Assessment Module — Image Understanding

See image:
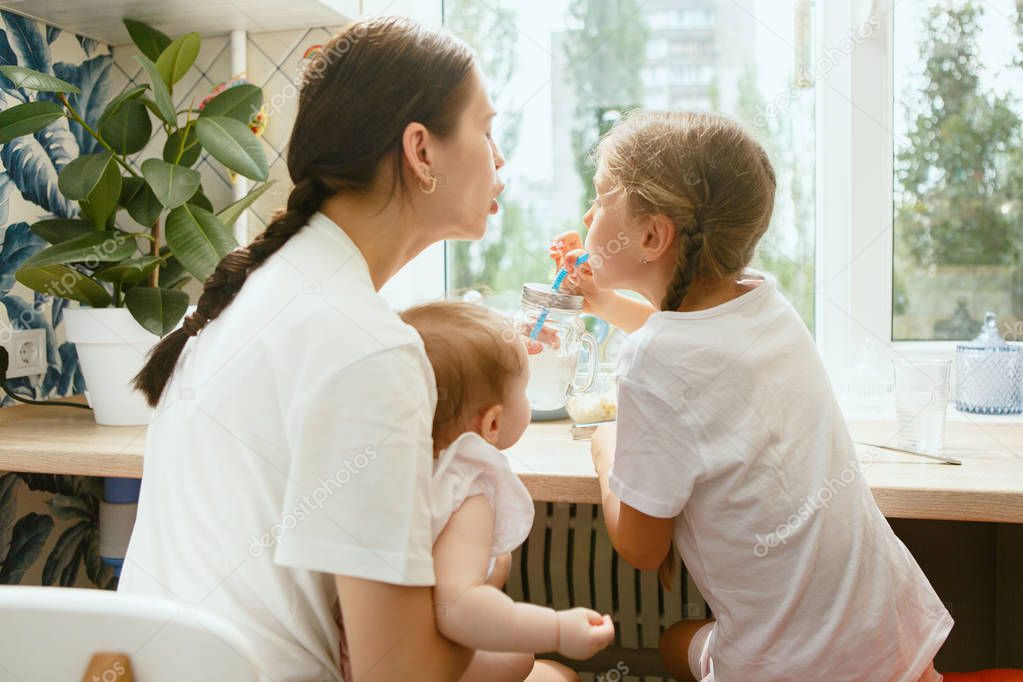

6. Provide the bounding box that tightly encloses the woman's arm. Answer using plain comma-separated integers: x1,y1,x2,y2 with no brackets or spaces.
336,575,473,681
591,423,674,570
433,495,614,659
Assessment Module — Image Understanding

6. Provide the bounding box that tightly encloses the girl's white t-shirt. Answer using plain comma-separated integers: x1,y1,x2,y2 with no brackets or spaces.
609,271,953,682
118,212,437,681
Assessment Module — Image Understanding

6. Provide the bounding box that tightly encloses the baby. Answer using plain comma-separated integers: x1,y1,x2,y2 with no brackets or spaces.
403,300,614,680
335,301,615,682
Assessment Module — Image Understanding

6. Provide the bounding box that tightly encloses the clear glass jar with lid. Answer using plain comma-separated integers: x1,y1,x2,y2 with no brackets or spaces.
514,283,598,411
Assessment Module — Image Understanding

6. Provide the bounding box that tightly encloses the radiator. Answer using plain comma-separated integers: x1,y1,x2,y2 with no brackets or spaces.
504,502,710,681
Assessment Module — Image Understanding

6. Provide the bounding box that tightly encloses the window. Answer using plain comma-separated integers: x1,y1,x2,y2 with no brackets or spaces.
892,0,1023,341
442,0,817,330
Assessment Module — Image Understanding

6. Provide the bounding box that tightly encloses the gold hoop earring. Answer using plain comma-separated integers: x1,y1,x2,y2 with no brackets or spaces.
418,175,438,194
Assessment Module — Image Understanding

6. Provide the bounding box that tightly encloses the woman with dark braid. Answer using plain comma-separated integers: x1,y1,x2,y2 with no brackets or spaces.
549,111,951,682
119,17,513,681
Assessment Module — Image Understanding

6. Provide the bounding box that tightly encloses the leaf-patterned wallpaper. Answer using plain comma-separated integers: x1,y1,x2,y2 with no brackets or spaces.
0,10,115,590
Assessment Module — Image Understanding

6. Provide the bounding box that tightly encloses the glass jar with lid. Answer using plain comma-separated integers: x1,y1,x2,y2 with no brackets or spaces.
954,311,1022,414
513,283,598,411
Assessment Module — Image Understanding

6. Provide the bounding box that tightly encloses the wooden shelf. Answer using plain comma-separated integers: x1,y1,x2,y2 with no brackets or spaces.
5,0,355,44
2,399,1022,523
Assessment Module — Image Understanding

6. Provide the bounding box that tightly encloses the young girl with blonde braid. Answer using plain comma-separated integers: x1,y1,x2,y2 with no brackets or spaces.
551,111,952,682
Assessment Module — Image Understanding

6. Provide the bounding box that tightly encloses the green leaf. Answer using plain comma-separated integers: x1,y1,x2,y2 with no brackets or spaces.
165,203,237,281
0,513,54,584
0,101,65,144
0,66,79,94
78,161,123,230
163,127,200,167
134,55,175,125
30,219,94,244
158,247,189,290
195,116,268,181
95,256,162,286
96,84,148,128
217,180,275,229
45,494,96,522
199,84,262,124
187,185,213,212
57,152,112,201
98,98,151,155
123,19,172,62
15,265,111,307
124,286,189,336
141,158,201,209
42,521,90,586
155,32,200,87
22,230,136,268
119,177,163,226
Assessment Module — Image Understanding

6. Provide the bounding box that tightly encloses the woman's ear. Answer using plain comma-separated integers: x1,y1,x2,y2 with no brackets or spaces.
478,404,504,446
639,213,677,263
401,121,435,187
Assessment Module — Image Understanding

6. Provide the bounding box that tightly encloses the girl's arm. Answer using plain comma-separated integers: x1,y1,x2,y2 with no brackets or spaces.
335,575,473,681
433,494,614,657
591,423,674,570
587,292,657,334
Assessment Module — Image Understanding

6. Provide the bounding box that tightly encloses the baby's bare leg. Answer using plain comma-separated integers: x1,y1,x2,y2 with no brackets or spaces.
659,619,714,682
459,653,579,682
526,659,580,681
459,650,534,682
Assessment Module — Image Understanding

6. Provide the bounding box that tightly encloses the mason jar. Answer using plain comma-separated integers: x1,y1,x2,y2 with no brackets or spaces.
514,283,598,411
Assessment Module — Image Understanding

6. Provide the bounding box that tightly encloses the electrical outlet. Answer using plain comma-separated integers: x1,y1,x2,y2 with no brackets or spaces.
1,329,46,379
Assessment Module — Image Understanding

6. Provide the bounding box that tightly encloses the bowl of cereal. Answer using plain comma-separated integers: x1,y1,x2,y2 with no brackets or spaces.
566,363,617,423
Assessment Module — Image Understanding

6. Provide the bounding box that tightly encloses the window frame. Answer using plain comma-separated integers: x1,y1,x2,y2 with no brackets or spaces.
379,0,961,375
822,0,966,378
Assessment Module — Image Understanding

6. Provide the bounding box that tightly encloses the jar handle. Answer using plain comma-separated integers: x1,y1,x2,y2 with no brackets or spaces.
569,333,599,396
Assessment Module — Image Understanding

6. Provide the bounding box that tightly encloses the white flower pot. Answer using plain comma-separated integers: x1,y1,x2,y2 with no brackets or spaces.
63,306,193,426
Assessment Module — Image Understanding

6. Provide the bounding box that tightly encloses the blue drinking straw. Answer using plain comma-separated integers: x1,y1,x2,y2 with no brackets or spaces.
529,252,589,341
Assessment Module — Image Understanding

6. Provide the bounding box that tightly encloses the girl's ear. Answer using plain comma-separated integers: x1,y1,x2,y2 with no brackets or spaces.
401,121,435,187
639,213,677,262
478,404,504,446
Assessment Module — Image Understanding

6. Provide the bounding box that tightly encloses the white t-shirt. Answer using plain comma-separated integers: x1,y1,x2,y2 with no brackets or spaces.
609,271,953,682
430,432,535,564
118,212,437,681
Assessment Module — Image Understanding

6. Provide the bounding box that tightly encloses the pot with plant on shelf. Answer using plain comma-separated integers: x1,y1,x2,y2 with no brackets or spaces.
0,18,274,425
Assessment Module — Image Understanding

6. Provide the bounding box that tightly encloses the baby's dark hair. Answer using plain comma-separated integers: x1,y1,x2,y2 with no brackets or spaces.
399,301,525,452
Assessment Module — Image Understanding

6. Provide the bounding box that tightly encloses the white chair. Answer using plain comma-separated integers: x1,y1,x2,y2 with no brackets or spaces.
0,586,261,681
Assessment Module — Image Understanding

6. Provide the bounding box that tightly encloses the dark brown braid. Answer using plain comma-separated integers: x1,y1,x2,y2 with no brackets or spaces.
133,178,326,405
132,17,476,406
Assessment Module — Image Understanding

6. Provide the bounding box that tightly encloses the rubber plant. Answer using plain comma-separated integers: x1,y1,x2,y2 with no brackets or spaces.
0,18,274,335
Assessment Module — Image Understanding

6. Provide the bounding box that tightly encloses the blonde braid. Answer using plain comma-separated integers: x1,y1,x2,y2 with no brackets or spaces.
661,208,705,312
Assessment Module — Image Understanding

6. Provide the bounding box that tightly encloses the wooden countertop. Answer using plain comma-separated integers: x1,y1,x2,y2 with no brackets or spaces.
2,399,1022,523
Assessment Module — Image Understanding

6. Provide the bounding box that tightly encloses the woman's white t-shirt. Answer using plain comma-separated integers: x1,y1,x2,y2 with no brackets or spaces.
118,212,437,681
609,271,953,682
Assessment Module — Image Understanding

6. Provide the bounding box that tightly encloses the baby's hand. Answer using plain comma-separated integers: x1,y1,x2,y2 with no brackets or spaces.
555,608,615,659
549,231,611,314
